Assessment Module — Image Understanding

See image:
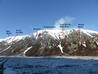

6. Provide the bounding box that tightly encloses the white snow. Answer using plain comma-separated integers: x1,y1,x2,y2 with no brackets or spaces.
82,29,98,34
24,46,32,55
33,29,72,40
57,43,64,53
33,28,98,40
0,28,98,44
96,41,98,45
0,35,28,43
82,43,87,47
80,29,93,37
0,46,11,53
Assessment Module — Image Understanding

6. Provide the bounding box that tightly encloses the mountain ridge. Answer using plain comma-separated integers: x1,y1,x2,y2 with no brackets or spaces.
0,28,98,56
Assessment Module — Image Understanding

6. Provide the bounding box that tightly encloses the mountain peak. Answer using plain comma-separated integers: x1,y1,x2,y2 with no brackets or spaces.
0,28,98,56
33,28,98,39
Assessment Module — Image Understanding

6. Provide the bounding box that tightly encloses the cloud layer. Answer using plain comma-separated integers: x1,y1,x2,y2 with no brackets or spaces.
54,16,76,28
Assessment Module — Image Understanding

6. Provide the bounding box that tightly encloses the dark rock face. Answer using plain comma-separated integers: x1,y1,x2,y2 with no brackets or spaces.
25,48,62,56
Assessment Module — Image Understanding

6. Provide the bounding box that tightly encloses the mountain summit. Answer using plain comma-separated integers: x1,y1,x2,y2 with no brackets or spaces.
0,29,98,56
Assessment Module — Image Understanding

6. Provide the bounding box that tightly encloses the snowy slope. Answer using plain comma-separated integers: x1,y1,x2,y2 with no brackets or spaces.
0,28,98,43
33,28,98,39
0,35,28,44
0,28,98,56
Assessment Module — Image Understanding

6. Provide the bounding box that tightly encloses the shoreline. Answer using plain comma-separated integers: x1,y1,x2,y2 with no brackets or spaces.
0,56,98,60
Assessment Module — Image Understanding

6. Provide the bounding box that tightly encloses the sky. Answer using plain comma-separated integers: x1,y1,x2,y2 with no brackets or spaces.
0,0,98,38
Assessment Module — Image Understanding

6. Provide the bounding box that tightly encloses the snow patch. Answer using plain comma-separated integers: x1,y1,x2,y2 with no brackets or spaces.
0,35,28,43
0,46,11,53
24,46,32,55
57,43,64,53
96,42,98,45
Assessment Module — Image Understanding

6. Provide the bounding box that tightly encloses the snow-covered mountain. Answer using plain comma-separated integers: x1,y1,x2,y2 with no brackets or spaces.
33,28,98,39
0,35,28,43
0,28,98,56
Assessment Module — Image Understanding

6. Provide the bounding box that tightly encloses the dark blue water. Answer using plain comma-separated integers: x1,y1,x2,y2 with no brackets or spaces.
0,57,98,74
